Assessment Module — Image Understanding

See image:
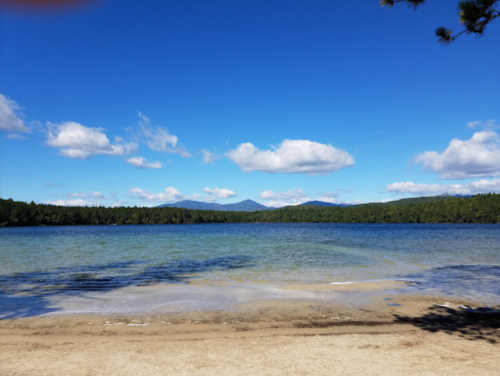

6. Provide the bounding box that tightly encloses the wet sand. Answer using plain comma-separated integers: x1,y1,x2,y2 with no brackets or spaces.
1,290,499,376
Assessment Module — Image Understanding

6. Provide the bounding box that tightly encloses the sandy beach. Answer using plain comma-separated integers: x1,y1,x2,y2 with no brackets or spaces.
1,291,499,376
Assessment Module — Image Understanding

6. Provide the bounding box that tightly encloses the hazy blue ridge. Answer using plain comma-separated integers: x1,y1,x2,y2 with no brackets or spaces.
157,199,275,212
300,201,351,207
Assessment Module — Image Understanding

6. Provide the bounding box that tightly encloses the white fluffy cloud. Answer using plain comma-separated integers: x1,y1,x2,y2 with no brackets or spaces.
386,179,500,196
46,122,137,159
201,149,218,164
226,139,354,175
127,156,162,169
259,189,310,207
415,130,500,179
203,187,236,201
129,187,185,203
138,112,191,157
0,94,29,133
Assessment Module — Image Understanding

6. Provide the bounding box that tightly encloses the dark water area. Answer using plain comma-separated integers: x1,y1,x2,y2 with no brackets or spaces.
400,264,500,303
0,256,255,296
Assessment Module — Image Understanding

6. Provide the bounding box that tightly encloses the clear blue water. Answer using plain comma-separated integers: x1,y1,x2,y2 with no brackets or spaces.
1,223,500,317
1,223,499,288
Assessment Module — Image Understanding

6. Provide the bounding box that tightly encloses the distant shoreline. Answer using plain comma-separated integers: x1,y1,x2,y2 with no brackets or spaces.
2,222,500,229
1,193,500,227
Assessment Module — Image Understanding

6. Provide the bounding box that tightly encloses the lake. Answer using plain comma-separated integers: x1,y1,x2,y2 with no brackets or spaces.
1,223,499,317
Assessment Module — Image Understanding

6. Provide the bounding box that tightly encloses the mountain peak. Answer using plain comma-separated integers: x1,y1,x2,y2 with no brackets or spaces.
157,199,273,212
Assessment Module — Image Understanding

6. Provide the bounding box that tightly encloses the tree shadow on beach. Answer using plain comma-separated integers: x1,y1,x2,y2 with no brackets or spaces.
394,305,500,344
393,264,500,344
0,255,255,319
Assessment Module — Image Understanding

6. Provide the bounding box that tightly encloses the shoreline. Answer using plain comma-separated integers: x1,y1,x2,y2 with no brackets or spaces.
1,292,499,375
0,278,482,319
3,222,500,229
1,277,498,317
2,274,500,375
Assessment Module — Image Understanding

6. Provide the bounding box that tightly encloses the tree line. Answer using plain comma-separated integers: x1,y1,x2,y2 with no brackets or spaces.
1,194,499,227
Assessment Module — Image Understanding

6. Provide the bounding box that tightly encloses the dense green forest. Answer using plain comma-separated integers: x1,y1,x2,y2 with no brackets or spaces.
373,195,462,206
1,194,500,227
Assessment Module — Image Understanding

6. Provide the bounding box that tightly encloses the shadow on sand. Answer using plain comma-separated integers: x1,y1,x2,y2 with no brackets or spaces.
394,264,500,343
0,255,255,319
394,305,500,344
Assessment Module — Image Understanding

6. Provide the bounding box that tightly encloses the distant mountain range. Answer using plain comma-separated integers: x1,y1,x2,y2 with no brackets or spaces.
157,199,274,212
157,195,466,212
157,199,352,211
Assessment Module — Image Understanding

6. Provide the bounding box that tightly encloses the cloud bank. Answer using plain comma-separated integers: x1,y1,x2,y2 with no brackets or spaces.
258,188,356,207
226,139,354,175
203,187,236,201
415,130,500,179
259,189,310,207
47,199,122,207
387,179,500,196
129,187,185,203
129,186,236,204
46,190,122,207
47,199,97,207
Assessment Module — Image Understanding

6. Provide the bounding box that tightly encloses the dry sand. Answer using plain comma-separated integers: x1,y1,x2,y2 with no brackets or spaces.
1,293,499,376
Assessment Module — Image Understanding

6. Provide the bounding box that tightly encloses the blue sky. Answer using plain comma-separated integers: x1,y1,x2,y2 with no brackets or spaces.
1,0,499,207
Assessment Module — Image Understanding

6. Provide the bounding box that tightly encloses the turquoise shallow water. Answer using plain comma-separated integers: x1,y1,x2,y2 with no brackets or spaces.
1,223,500,317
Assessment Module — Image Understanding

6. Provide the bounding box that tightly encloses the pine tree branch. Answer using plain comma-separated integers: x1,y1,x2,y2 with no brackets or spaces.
438,9,500,44
381,0,499,44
